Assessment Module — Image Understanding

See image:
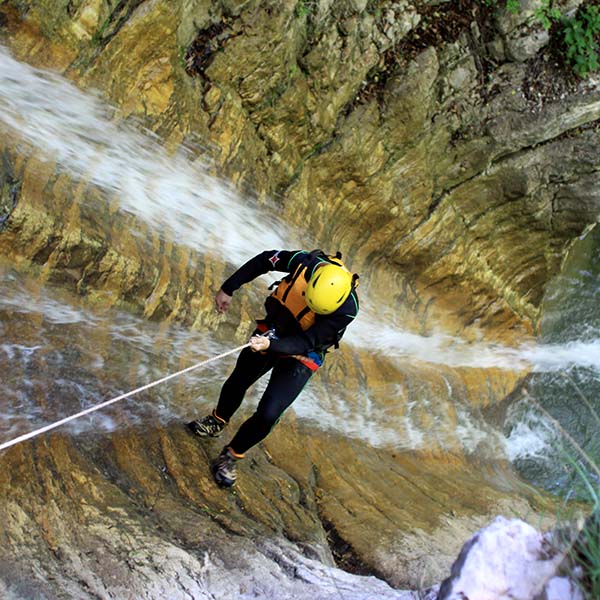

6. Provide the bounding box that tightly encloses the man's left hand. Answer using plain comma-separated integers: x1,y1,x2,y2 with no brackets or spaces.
249,336,270,352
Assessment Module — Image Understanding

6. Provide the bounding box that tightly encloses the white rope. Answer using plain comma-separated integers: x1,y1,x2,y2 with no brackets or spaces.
0,342,251,452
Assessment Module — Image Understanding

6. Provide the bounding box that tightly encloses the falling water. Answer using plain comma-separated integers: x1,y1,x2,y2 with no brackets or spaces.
0,45,290,262
1,45,599,490
506,225,600,496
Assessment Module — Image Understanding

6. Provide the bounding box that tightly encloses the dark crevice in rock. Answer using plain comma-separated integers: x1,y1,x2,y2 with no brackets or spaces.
184,17,241,80
426,194,444,219
319,515,385,580
464,15,501,103
66,1,80,19
548,116,600,142
0,152,20,233
92,0,147,50
488,117,600,177
31,235,61,265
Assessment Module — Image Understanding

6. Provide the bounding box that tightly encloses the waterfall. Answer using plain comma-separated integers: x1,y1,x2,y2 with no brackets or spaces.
0,45,290,262
507,225,600,494
1,44,599,489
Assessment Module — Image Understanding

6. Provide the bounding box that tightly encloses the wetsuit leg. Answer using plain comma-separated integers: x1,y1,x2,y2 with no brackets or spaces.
227,357,313,455
215,346,276,422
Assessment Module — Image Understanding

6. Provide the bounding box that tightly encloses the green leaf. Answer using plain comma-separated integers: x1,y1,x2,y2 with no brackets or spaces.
565,29,574,44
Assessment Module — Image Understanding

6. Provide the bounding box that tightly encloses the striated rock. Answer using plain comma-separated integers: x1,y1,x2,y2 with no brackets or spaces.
0,0,599,596
0,151,20,232
0,433,422,599
1,0,599,338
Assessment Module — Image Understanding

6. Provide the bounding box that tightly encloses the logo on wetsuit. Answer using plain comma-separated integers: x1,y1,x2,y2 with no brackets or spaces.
268,251,281,268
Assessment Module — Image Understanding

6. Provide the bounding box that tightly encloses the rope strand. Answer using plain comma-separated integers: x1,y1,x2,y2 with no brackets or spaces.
0,342,250,452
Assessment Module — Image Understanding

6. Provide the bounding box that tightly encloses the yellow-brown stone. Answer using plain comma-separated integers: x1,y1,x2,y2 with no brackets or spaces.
0,0,597,594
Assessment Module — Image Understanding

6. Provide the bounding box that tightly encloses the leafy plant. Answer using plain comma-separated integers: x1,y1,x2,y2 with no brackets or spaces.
563,5,600,78
534,0,562,30
506,0,520,15
534,1,600,78
295,0,315,19
480,0,521,14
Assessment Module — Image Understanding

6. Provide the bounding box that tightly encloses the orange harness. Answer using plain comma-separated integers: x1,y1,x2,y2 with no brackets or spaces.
269,263,315,331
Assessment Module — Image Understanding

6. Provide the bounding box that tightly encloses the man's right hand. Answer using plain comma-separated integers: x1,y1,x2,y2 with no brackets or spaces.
215,289,233,313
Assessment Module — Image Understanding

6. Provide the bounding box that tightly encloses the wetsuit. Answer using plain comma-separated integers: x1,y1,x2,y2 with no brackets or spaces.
215,249,359,455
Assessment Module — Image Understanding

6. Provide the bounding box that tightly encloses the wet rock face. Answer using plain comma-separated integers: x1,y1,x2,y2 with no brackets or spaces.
0,0,597,595
0,151,19,232
0,414,550,597
1,0,598,339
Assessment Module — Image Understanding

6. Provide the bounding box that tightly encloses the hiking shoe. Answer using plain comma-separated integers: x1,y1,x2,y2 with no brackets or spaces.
186,412,226,438
211,447,240,488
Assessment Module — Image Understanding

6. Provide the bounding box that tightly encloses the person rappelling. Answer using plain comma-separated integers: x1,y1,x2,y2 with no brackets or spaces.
187,249,359,488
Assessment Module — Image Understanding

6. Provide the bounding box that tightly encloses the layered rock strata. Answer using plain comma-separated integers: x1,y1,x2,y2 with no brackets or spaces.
1,0,598,338
0,0,598,595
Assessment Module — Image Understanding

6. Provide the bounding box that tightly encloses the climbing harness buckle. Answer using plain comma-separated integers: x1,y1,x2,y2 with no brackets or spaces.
261,328,278,341
255,321,278,340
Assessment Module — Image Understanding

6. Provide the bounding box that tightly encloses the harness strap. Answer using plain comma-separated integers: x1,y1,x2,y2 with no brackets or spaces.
295,305,312,322
255,323,322,371
281,264,304,303
290,354,321,372
256,322,270,334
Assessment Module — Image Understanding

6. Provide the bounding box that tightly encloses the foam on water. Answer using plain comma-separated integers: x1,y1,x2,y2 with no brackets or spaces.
503,418,556,462
500,394,566,471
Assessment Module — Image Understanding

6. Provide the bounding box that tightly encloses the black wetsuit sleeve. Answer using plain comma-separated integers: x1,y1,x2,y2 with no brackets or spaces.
269,290,359,355
220,250,302,295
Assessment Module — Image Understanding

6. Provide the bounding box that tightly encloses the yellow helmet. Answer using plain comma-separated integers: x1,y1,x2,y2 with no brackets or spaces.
305,263,353,315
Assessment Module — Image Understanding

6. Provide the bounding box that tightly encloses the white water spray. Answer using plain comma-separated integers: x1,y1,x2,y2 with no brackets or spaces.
0,45,291,264
1,45,599,465
2,44,599,375
356,324,600,371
